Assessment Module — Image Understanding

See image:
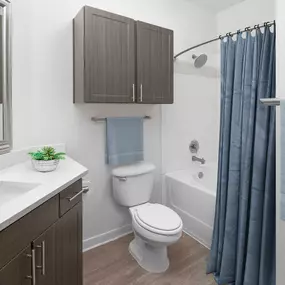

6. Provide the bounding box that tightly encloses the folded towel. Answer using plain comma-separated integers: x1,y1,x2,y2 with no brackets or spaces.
106,117,144,166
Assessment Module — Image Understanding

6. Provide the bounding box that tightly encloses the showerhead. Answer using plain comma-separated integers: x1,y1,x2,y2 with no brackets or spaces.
192,54,208,68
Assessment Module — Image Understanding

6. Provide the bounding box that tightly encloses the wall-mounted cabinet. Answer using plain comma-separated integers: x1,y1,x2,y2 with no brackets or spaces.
73,6,174,104
136,21,173,104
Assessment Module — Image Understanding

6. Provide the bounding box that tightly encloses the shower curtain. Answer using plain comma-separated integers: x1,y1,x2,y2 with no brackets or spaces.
207,26,276,285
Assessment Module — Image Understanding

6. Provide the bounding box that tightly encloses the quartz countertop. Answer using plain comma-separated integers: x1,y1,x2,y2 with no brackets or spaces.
0,156,88,231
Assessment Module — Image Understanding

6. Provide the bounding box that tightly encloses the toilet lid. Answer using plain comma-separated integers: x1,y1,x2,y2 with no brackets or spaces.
134,204,182,235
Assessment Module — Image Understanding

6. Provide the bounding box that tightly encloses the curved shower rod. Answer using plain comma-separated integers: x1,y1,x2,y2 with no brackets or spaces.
174,20,275,59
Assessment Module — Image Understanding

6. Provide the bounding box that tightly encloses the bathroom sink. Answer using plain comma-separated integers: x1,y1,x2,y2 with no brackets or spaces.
0,181,40,207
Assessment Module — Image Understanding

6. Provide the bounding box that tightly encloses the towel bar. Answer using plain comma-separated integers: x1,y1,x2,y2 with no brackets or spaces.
260,98,280,106
91,116,151,122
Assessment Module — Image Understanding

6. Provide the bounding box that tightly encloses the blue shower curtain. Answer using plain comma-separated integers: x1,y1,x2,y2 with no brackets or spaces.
207,26,276,285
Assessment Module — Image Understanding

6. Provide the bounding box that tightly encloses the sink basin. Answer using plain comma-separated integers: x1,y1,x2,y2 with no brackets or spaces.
0,181,40,207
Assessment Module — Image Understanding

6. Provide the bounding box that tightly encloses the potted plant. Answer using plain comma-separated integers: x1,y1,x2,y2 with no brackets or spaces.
28,146,66,172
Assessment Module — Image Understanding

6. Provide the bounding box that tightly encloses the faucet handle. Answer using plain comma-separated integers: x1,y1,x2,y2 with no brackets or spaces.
189,140,199,154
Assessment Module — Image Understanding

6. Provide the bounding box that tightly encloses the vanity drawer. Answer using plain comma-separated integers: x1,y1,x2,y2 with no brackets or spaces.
0,195,59,270
59,179,82,216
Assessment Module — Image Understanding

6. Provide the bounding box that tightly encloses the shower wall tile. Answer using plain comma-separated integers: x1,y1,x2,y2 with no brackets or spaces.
162,71,220,174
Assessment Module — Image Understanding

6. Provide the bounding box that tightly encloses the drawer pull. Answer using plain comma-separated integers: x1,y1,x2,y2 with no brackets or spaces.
36,241,46,275
67,189,85,202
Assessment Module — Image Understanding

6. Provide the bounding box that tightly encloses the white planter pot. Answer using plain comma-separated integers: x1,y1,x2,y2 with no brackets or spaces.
31,159,59,172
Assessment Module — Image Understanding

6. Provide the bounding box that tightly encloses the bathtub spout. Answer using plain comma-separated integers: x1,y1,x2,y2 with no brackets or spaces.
192,156,206,164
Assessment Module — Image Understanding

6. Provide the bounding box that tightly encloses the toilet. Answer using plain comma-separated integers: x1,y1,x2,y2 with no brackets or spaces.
112,162,183,273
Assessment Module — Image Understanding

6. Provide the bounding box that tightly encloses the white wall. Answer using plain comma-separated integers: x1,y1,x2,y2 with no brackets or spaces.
162,61,220,173
0,105,3,140
12,0,215,249
217,0,275,34
162,17,219,174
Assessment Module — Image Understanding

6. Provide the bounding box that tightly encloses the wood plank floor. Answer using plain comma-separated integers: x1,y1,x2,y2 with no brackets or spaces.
83,234,216,285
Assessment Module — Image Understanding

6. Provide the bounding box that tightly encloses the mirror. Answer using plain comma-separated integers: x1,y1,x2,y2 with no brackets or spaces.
0,0,11,155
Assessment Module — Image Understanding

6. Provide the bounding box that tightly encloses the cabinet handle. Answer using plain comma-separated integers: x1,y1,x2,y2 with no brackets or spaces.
26,249,36,285
36,241,46,276
67,189,85,202
132,84,135,102
82,185,89,193
32,249,36,285
140,84,143,102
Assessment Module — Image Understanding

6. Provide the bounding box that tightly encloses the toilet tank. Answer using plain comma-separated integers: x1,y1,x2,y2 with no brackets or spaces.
112,162,156,207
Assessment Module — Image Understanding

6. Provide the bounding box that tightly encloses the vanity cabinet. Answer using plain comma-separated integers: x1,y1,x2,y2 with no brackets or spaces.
55,202,82,285
0,246,32,285
32,224,57,285
73,6,174,104
0,180,83,285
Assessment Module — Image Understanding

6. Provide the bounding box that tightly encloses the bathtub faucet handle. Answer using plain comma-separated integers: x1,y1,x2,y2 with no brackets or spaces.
192,155,206,164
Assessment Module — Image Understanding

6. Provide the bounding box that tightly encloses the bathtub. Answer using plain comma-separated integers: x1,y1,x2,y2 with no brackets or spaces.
165,164,217,248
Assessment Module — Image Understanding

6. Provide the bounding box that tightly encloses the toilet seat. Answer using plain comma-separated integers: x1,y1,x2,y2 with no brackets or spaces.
133,204,182,236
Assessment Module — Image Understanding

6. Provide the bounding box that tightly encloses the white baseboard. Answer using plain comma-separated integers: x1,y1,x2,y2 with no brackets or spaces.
83,224,211,254
183,229,210,249
83,224,132,252
172,205,213,249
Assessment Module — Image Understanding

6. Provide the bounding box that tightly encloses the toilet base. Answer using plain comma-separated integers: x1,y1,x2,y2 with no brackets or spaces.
129,235,169,273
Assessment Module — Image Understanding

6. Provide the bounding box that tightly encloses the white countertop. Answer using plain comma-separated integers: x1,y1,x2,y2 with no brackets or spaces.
0,156,88,231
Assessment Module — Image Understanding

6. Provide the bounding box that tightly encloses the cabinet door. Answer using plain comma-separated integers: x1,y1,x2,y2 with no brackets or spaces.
55,202,82,285
84,7,135,103
136,21,174,104
0,195,59,270
32,224,56,285
0,246,32,285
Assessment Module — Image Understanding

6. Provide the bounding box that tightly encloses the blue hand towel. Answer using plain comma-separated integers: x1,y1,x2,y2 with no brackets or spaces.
106,117,144,166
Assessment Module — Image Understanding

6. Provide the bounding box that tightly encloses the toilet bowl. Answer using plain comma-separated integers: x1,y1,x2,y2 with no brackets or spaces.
129,203,183,273
112,162,183,273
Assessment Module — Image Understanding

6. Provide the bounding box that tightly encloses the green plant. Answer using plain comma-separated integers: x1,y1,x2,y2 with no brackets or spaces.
28,146,66,161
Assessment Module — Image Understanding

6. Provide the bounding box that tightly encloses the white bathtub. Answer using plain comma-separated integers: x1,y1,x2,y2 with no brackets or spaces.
165,164,217,248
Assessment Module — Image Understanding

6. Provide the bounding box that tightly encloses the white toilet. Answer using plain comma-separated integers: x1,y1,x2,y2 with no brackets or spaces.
112,162,183,273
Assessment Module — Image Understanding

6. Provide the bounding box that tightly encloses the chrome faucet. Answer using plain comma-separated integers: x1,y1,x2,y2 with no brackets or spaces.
192,155,206,164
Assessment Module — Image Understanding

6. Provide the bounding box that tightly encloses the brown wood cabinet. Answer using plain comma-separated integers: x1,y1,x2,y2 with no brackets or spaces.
74,6,135,103
0,246,32,285
0,196,59,270
73,6,174,104
55,202,82,285
0,180,83,285
33,224,57,285
136,21,173,104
